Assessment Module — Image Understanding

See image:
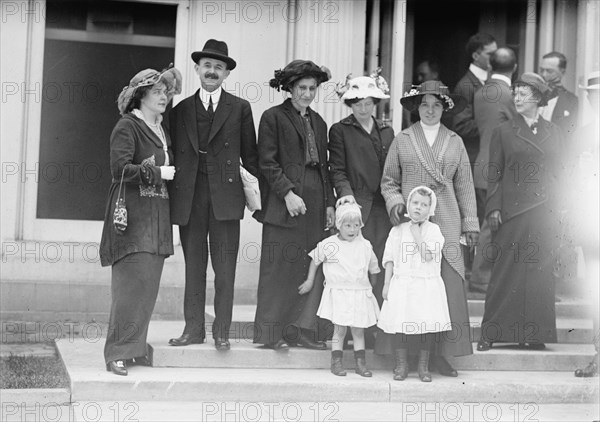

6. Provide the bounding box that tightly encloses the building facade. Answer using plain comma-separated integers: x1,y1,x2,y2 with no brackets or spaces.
1,0,599,319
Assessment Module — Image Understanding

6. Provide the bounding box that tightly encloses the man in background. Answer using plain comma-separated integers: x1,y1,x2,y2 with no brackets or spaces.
453,33,498,165
539,51,578,140
470,47,518,294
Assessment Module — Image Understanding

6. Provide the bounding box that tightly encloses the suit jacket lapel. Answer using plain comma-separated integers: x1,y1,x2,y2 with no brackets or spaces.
513,115,545,154
182,93,199,153
433,125,450,163
208,91,233,143
536,117,551,145
409,124,446,184
129,114,164,148
551,93,565,121
469,70,483,89
282,100,306,146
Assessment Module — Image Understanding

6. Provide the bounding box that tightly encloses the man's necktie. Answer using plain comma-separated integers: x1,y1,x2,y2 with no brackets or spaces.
207,96,214,119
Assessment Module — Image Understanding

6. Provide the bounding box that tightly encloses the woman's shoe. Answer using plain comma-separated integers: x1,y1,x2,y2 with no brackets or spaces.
354,350,372,377
417,350,432,382
106,360,127,376
575,353,599,377
273,339,290,351
133,356,152,366
477,339,493,352
331,351,347,376
520,342,546,350
297,332,327,350
393,348,408,381
433,355,458,377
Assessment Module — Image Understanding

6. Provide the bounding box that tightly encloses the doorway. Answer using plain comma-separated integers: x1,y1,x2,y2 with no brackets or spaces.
37,1,177,221
409,0,528,90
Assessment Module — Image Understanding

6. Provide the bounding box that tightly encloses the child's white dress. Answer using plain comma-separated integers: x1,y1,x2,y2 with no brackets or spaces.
377,221,452,334
310,234,381,328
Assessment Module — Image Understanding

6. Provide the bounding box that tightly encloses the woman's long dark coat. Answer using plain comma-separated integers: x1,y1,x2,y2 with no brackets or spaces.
253,99,335,345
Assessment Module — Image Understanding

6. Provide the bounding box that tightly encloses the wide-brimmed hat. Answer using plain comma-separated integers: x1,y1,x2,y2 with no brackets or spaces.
579,71,600,90
269,60,331,92
338,75,390,101
191,39,236,70
400,80,466,114
117,64,182,116
513,72,549,106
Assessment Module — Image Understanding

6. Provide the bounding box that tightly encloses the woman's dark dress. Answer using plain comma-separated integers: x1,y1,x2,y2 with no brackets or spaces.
253,99,335,345
480,114,562,345
100,113,174,363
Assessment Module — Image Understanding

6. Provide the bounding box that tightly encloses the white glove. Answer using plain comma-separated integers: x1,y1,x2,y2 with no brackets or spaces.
335,195,356,208
160,166,176,180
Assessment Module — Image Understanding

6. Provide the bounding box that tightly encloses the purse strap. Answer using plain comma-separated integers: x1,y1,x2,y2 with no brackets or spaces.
116,166,126,202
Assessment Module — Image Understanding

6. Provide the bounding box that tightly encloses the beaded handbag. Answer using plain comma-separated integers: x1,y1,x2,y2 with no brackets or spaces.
113,167,128,234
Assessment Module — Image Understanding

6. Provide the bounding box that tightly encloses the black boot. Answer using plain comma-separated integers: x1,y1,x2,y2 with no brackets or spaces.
417,350,432,382
331,351,346,376
393,348,408,381
354,350,372,377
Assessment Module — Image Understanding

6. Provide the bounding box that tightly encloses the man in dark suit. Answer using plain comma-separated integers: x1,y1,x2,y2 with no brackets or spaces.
539,51,579,140
470,48,518,293
452,33,497,283
452,33,497,165
168,39,258,350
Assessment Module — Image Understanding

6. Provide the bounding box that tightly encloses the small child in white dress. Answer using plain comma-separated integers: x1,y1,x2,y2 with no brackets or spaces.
378,186,451,382
298,203,380,377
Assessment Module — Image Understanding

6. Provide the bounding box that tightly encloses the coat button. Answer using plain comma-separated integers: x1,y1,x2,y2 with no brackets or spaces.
225,142,230,148
228,178,233,183
180,149,184,153
227,160,232,165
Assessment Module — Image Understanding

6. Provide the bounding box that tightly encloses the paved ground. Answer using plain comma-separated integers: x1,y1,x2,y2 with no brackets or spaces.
1,401,599,421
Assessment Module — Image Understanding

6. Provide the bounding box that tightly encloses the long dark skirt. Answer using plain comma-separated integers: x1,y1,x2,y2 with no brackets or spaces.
361,196,392,305
104,252,164,363
480,205,558,344
254,167,328,345
375,257,473,357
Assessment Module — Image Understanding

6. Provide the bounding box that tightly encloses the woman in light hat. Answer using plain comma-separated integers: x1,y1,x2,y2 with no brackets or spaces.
477,72,563,352
570,71,599,377
379,80,478,378
253,60,336,350
328,70,394,311
100,64,182,375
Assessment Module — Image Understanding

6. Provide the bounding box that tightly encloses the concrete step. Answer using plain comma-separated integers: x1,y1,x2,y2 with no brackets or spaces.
55,328,599,406
204,305,596,344
65,402,600,422
150,340,596,372
64,365,600,404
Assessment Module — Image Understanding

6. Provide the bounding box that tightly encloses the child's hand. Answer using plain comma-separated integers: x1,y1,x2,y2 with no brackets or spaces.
298,279,314,295
382,283,390,300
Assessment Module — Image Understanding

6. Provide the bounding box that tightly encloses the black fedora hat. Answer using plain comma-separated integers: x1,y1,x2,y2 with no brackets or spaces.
191,39,236,70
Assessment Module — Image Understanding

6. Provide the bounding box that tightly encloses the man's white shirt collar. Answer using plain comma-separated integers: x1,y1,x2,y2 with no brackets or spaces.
490,74,512,86
198,86,222,110
469,64,489,85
